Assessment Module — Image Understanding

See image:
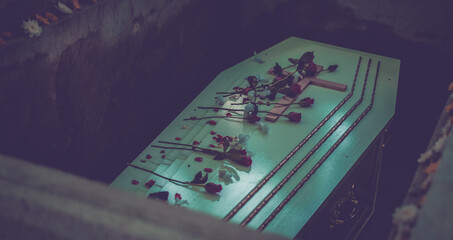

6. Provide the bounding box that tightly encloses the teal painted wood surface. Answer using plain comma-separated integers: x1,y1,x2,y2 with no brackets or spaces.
111,37,400,238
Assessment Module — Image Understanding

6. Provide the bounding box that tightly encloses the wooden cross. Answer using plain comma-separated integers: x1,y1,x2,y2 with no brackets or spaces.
265,65,348,122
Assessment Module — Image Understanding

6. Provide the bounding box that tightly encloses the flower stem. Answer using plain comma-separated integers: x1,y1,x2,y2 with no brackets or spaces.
275,102,299,106
184,116,246,121
231,102,297,106
267,70,298,88
216,88,266,97
127,162,190,185
184,115,244,121
197,106,271,114
150,145,205,153
198,107,243,111
157,140,212,152
282,63,297,70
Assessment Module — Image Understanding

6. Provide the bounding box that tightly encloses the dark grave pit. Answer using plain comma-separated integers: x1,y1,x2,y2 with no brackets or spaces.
0,0,452,239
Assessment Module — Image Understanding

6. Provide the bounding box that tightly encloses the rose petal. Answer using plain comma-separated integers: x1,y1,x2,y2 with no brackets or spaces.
192,140,200,145
145,180,156,188
210,131,216,135
131,179,139,185
204,183,222,194
194,157,203,162
226,113,232,117
206,120,217,125
204,168,213,173
160,150,165,153
209,144,216,148
146,154,152,159
175,193,182,200
162,155,166,159
175,137,182,141
140,159,146,162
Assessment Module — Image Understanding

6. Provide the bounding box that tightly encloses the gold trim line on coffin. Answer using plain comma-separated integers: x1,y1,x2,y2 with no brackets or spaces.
240,58,373,226
223,56,364,221
258,61,381,231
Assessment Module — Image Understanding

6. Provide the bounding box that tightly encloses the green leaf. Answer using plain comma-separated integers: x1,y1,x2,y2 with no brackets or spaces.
214,152,226,160
327,64,339,72
225,149,244,162
273,62,283,76
201,148,221,156
191,171,208,184
246,76,258,89
223,138,230,153
299,51,315,65
288,58,298,65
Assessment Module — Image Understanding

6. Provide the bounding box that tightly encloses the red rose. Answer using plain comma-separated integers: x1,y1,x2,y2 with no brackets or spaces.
299,97,314,107
207,120,217,125
305,62,318,77
175,193,182,200
192,140,200,145
146,154,152,159
161,155,166,159
215,134,224,143
226,113,232,117
242,87,252,94
175,137,182,141
235,155,252,167
307,97,315,104
145,179,156,188
194,157,203,162
131,179,139,185
307,62,317,72
286,112,302,122
239,149,247,155
247,114,261,123
289,84,302,96
217,134,223,142
204,183,222,194
204,168,213,173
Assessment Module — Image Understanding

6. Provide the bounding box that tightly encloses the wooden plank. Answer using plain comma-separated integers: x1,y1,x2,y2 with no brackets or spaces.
310,77,347,92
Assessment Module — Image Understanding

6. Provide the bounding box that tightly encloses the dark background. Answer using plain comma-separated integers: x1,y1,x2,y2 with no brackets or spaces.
1,0,452,239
